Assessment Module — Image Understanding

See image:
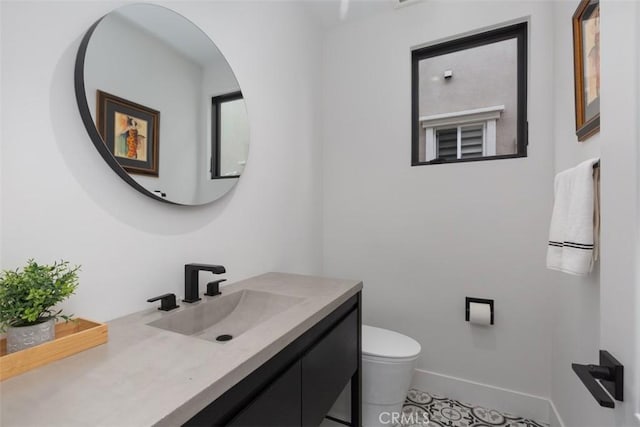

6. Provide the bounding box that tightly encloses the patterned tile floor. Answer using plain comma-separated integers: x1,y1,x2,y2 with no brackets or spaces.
400,389,549,427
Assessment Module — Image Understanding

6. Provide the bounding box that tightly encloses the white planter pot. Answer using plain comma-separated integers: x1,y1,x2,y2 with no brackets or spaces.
6,318,55,353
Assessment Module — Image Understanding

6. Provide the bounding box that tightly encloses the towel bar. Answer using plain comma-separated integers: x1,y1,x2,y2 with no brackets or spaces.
572,350,623,408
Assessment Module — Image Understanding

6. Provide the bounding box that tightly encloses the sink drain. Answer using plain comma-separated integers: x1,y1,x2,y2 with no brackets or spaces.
216,334,233,342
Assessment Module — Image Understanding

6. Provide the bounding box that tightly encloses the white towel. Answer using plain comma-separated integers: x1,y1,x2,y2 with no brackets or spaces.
546,158,600,275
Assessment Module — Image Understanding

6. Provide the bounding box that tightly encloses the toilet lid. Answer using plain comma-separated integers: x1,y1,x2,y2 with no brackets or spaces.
362,325,421,359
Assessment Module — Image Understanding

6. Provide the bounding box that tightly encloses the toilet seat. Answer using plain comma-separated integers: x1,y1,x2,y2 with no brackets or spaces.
362,325,421,360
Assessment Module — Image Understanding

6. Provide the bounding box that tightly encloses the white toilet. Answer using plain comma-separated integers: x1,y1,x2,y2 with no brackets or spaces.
327,325,421,426
361,325,421,427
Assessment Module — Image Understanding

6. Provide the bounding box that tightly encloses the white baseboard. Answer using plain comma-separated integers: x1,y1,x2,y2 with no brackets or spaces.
329,369,569,426
548,399,566,427
411,368,551,423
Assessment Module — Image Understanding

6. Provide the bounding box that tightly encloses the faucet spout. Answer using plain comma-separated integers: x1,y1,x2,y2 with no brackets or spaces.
184,263,226,303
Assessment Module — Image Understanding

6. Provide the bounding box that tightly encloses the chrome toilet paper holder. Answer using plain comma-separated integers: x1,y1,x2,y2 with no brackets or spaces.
465,297,494,325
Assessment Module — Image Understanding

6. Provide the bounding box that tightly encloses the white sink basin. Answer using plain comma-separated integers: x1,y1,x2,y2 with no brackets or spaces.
147,289,304,343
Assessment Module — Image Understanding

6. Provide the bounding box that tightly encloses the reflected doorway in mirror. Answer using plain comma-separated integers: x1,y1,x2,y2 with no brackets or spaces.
211,91,249,179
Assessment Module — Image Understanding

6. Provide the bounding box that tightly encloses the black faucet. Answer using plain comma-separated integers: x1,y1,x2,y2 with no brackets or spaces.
184,263,226,303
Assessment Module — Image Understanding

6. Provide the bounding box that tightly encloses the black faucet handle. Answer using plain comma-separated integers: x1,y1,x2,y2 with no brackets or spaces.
147,293,179,311
205,279,226,296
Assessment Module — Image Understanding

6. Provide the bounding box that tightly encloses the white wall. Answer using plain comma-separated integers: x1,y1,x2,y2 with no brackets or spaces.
0,1,3,269
549,1,640,426
636,1,640,422
549,1,602,425
85,11,202,205
0,0,323,322
322,1,556,398
599,2,640,424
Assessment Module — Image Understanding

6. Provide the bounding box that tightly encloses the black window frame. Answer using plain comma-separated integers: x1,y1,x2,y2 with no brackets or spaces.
211,91,244,179
411,22,528,166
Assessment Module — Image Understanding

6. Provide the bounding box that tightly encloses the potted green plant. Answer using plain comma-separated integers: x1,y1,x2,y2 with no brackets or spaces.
0,259,80,353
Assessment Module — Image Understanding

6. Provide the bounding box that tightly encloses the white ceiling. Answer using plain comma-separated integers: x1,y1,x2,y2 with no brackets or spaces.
113,1,406,65
301,0,396,29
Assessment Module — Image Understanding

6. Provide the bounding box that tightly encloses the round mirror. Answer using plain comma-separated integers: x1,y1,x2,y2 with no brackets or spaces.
75,4,249,205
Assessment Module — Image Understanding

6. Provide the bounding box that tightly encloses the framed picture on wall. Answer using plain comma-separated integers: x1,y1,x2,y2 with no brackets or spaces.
96,90,160,176
573,0,600,141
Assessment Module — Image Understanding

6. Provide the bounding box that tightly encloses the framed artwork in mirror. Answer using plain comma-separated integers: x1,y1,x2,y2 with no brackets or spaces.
572,0,600,141
96,90,160,176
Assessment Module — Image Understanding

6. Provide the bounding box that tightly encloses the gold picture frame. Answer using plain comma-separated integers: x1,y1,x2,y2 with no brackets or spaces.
572,0,600,141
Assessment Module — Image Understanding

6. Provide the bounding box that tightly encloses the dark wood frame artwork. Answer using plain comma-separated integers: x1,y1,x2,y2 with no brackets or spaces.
411,22,528,166
96,90,160,176
211,91,243,179
572,0,600,141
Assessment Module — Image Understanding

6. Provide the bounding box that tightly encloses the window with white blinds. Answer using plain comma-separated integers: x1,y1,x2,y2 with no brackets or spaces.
435,124,485,161
411,22,528,166
420,106,501,163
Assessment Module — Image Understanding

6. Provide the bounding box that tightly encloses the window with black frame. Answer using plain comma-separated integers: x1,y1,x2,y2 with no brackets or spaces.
211,91,249,179
411,22,528,166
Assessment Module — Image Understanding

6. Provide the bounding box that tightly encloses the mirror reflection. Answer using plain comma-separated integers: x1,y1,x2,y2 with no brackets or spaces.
78,4,249,205
211,92,249,178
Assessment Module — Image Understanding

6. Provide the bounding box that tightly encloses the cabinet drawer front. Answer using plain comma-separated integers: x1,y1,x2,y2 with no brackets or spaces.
227,360,301,427
302,310,358,426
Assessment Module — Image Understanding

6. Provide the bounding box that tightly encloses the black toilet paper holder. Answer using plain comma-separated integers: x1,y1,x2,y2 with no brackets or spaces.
465,297,494,325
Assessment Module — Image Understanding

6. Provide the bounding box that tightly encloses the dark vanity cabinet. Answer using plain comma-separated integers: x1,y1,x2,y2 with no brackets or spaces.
302,309,358,425
184,292,362,427
228,361,302,426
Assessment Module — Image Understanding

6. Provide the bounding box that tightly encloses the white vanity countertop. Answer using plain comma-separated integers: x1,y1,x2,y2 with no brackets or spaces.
0,272,362,427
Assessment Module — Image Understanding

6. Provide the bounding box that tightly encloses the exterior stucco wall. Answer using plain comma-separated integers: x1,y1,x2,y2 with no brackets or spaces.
418,37,518,159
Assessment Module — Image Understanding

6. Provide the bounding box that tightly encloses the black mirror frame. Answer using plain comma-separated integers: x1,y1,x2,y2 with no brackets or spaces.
411,22,528,166
74,16,177,205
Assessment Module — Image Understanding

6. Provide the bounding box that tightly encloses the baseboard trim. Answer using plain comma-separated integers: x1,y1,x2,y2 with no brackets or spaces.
411,369,550,423
548,399,566,427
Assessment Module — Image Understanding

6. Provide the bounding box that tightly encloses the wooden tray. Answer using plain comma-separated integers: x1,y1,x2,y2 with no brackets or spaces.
0,318,108,381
